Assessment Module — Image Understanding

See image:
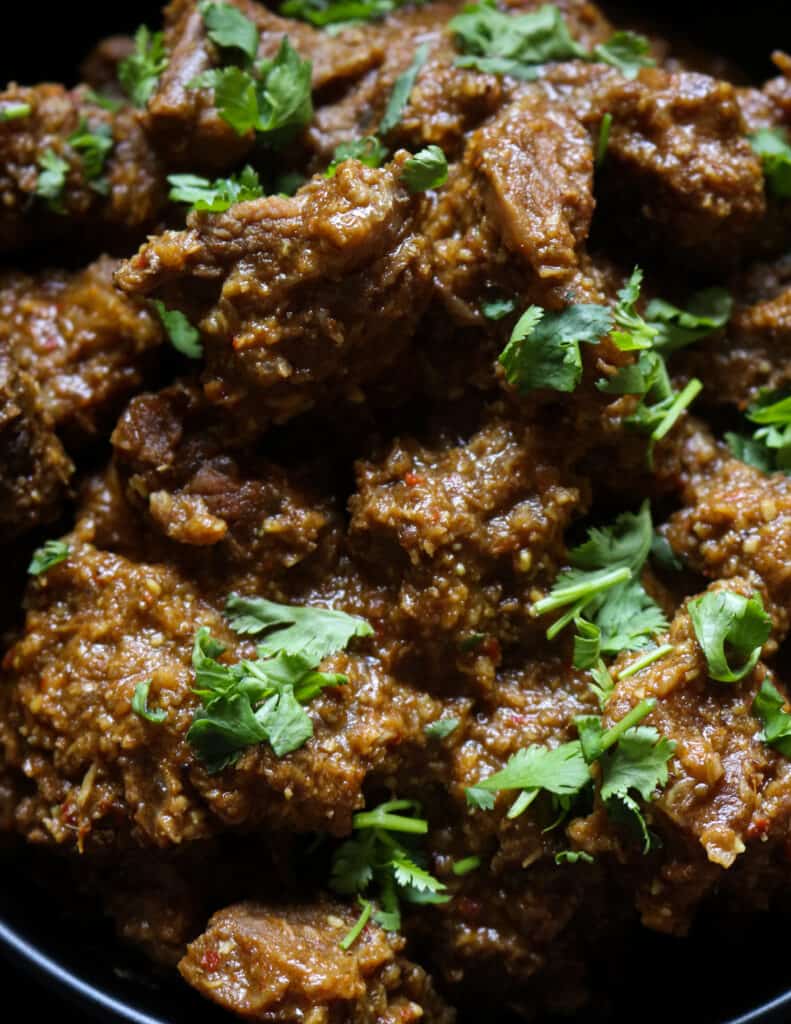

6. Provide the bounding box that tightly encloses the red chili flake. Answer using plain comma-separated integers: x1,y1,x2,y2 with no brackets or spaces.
508,713,527,727
747,817,771,840
482,637,501,661
458,897,481,920
200,949,220,972
404,471,426,487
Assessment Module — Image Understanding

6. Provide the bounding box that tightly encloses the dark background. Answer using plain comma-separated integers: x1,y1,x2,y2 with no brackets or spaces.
1,1,791,1022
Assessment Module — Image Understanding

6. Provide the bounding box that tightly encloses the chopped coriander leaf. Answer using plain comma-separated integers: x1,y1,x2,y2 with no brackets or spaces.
119,26,168,108
168,166,265,211
575,698,655,765
339,898,373,950
35,149,69,212
191,65,259,134
132,679,168,724
749,127,791,199
595,111,612,167
752,679,791,757
379,44,429,136
402,145,448,192
67,120,113,184
689,589,771,683
330,798,448,945
498,303,612,394
626,376,702,465
645,288,732,354
593,30,653,79
536,502,668,659
0,102,31,121
325,135,388,176
610,268,657,352
425,718,460,739
481,295,516,320
186,625,347,771
152,300,203,359
450,1,586,80
589,659,615,710
200,1,260,62
225,593,372,661
280,0,413,27
599,724,675,851
555,850,594,865
452,855,481,876
651,532,683,572
465,741,590,818
28,539,70,576
191,37,313,146
84,88,124,113
726,389,791,475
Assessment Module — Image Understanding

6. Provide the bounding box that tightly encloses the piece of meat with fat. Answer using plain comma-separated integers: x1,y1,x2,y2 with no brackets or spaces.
541,62,767,268
424,88,595,321
0,340,72,540
0,83,165,255
0,537,442,850
179,901,455,1024
0,256,163,442
116,156,431,426
110,379,341,596
146,0,388,171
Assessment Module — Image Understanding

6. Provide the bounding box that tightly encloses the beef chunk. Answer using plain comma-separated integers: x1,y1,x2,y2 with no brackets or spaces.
0,256,163,441
0,539,441,850
348,412,587,679
146,0,386,171
666,442,791,637
179,901,455,1024
0,84,165,254
543,63,767,268
111,380,341,593
0,341,72,539
425,89,595,320
116,156,431,427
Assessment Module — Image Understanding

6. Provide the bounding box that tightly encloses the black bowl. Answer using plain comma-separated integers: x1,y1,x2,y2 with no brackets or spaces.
2,2,791,1021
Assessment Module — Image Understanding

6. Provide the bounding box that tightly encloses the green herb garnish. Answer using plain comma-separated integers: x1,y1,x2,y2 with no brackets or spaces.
132,679,168,724
152,301,203,359
119,26,168,108
425,717,460,739
168,165,265,211
688,589,771,683
749,127,791,199
402,144,448,192
726,389,791,475
752,679,791,757
35,149,69,212
28,540,70,576
200,1,260,61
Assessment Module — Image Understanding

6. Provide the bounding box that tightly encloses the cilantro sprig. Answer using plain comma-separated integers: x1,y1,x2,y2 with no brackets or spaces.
325,136,388,177
330,798,448,946
749,127,791,199
152,301,203,359
280,0,418,27
753,679,791,757
726,389,791,475
200,1,260,61
67,120,113,194
28,540,70,576
402,145,448,192
132,679,168,724
191,35,313,146
467,698,675,851
35,149,69,212
168,166,265,211
688,590,771,684
119,26,168,108
450,1,654,81
536,502,669,678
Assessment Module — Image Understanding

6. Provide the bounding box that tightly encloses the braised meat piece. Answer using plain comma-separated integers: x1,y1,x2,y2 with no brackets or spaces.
0,535,442,850
116,156,431,425
180,902,455,1024
0,84,165,254
146,0,387,171
0,340,72,539
0,256,163,441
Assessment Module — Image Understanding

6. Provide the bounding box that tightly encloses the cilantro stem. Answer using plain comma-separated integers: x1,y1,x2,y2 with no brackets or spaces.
617,644,674,680
596,112,612,167
339,898,372,950
535,567,631,617
599,697,655,752
651,378,702,443
352,800,428,834
506,787,539,819
452,855,482,876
